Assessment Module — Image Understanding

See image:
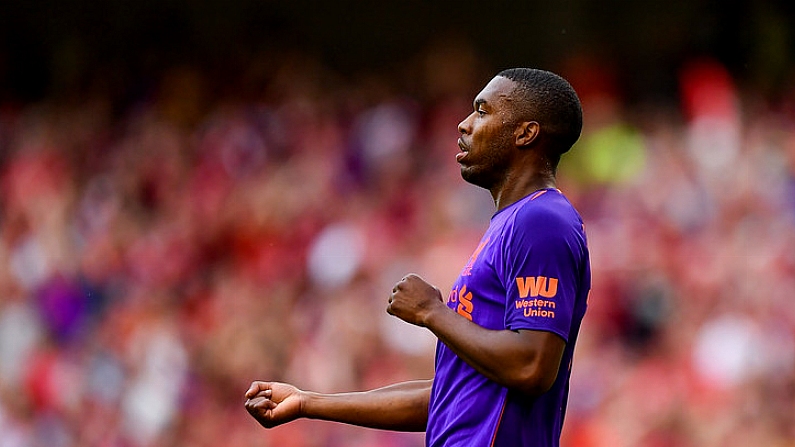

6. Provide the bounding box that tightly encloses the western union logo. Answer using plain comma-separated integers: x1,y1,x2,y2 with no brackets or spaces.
515,276,558,298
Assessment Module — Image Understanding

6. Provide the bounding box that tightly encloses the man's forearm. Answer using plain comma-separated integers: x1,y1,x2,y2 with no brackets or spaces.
303,379,431,431
423,306,564,396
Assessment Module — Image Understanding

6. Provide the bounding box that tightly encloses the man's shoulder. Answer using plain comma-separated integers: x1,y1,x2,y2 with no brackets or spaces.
513,190,581,230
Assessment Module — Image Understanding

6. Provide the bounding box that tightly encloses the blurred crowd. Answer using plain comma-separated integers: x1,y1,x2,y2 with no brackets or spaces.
0,47,794,447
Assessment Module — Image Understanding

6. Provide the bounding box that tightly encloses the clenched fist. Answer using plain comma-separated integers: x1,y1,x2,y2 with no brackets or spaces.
387,274,445,327
244,381,304,428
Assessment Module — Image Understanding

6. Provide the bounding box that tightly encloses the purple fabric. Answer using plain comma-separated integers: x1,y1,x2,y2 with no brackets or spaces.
427,189,591,447
37,274,89,343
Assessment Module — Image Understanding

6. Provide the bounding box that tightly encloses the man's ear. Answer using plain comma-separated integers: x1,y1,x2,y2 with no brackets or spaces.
515,121,540,147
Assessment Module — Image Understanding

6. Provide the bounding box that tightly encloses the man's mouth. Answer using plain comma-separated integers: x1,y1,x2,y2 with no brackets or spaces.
456,139,469,162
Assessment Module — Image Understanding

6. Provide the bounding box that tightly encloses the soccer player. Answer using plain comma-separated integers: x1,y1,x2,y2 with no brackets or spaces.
245,68,590,447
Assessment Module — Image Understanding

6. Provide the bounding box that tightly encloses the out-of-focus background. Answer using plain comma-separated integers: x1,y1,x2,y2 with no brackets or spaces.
1,1,795,446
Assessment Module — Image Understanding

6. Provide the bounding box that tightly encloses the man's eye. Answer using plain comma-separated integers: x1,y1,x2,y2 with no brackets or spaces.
476,109,486,116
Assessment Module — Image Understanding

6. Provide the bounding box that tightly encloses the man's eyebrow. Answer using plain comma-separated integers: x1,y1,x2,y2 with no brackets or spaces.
474,98,487,108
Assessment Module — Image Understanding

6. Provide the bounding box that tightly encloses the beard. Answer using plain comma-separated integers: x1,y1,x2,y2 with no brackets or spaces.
460,162,505,190
458,131,514,191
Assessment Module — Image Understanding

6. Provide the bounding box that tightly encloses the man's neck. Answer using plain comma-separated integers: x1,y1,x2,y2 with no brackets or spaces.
491,171,557,211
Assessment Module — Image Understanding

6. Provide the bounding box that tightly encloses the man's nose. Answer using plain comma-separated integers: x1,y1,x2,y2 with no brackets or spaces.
458,114,472,134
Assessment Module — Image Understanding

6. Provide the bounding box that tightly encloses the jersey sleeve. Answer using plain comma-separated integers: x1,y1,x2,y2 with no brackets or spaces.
501,204,583,342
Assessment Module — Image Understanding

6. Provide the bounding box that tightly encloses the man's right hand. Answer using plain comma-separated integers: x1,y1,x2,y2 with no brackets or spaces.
244,381,304,428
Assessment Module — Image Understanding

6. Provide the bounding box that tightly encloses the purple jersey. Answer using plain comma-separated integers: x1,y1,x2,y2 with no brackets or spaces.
426,189,590,447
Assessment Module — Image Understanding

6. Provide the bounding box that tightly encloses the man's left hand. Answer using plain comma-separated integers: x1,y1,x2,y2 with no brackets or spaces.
387,274,445,327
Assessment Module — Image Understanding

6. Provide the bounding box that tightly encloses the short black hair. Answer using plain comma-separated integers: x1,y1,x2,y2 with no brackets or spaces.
496,68,583,157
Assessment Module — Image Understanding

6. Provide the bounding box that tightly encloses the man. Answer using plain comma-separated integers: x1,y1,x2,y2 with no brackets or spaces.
245,68,590,447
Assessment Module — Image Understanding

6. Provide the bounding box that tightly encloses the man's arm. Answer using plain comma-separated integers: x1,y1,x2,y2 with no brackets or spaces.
245,379,431,431
388,275,565,396
427,308,564,396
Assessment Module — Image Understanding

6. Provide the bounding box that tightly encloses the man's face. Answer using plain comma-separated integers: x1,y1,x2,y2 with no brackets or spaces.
456,76,518,190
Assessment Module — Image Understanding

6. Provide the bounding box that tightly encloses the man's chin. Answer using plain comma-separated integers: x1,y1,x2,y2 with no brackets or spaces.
460,167,489,189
